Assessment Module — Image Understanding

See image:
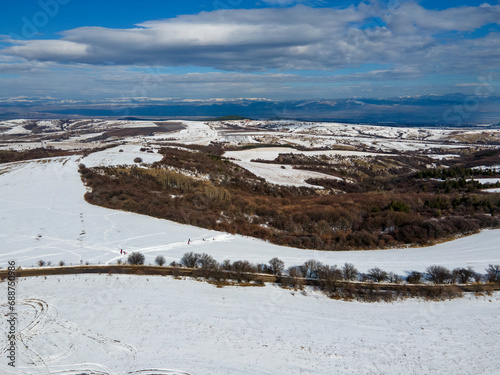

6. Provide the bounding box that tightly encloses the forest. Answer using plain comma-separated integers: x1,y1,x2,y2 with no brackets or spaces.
80,145,500,250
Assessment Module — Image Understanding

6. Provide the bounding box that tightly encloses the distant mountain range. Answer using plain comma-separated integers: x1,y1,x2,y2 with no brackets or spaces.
1,94,499,127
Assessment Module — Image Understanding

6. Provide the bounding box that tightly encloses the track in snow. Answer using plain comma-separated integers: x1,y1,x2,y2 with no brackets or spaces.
0,299,192,375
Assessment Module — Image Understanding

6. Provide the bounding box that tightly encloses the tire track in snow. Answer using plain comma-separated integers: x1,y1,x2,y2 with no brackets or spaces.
0,299,193,375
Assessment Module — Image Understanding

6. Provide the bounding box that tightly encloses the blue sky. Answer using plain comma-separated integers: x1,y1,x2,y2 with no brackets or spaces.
0,0,499,103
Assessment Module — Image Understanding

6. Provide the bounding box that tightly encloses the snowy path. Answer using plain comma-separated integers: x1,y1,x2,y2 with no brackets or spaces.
0,156,499,274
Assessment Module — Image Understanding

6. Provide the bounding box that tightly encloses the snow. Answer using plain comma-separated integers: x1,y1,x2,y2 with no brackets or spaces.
0,274,498,374
484,188,500,193
1,157,499,275
427,154,460,160
223,147,386,188
1,119,500,374
81,144,163,167
470,178,500,184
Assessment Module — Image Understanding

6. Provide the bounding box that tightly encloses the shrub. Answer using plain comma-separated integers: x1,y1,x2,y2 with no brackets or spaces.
134,157,143,163
426,265,452,284
388,272,403,284
38,260,45,267
128,252,145,265
388,200,411,213
180,252,200,268
342,263,358,281
452,267,475,284
198,253,217,269
283,266,304,289
155,255,166,267
59,261,65,267
268,257,285,276
485,264,500,283
406,271,423,284
300,259,323,279
367,267,389,283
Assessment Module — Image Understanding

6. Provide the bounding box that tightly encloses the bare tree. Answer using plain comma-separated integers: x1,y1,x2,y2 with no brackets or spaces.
283,266,304,289
452,267,474,284
300,259,323,279
485,264,500,283
128,252,145,265
198,253,217,270
269,257,285,276
367,267,389,283
342,263,358,281
406,271,423,284
388,272,402,284
426,265,452,284
180,252,200,268
318,265,343,293
155,255,166,267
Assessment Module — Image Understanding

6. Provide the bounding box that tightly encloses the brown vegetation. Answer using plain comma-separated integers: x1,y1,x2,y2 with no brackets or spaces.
0,148,74,164
80,146,500,250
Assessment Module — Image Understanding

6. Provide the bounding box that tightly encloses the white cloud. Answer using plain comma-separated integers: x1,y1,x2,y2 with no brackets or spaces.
1,2,499,101
2,3,498,73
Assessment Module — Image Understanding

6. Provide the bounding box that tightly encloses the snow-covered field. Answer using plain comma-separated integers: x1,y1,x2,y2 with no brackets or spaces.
223,147,390,188
1,119,500,374
1,274,499,375
1,156,499,275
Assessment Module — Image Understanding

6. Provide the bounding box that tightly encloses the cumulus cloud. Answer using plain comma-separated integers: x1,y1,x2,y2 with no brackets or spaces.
1,2,499,101
3,2,498,73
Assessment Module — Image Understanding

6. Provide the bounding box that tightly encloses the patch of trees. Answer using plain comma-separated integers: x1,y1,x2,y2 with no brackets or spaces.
164,252,499,302
80,147,500,251
0,148,74,164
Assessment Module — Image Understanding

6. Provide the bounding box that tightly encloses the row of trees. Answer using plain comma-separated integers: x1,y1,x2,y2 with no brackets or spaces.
124,251,500,285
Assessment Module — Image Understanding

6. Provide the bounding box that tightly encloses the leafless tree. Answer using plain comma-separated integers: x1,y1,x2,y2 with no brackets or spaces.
180,252,200,268
452,267,475,284
342,262,358,281
155,255,166,267
486,264,500,283
426,265,452,284
367,267,389,283
300,259,323,279
269,257,285,276
406,271,423,284
128,252,145,265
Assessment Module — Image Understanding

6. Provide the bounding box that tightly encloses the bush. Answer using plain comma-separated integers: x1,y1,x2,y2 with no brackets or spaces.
367,267,389,283
300,259,323,279
452,267,475,284
388,272,402,284
155,255,166,267
128,252,145,265
406,271,423,284
485,264,500,283
59,260,65,267
134,157,143,163
180,252,200,268
198,253,217,269
268,257,285,276
282,266,304,289
38,260,45,267
426,265,452,284
342,263,358,281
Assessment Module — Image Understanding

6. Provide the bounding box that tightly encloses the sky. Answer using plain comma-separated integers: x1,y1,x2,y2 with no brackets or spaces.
0,0,499,104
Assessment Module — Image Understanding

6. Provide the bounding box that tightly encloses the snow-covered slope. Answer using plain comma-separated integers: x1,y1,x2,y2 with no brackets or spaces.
0,274,498,375
1,156,499,275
